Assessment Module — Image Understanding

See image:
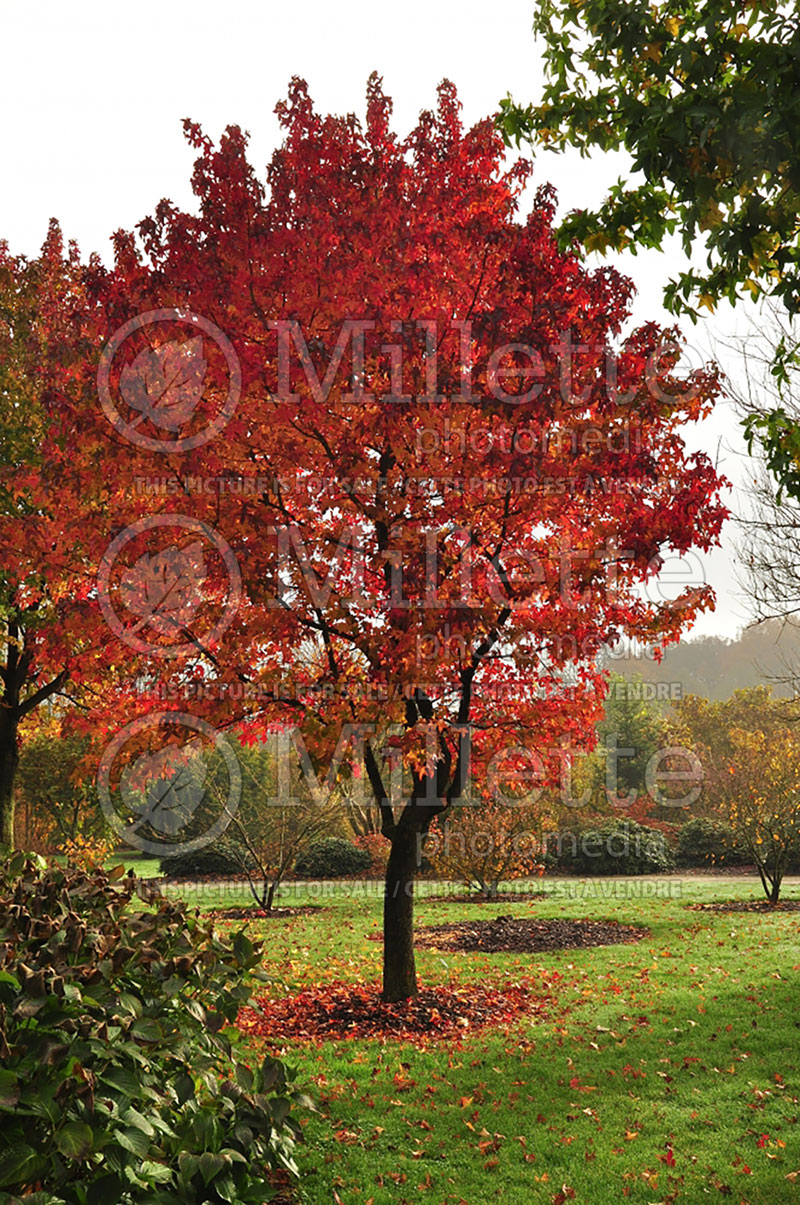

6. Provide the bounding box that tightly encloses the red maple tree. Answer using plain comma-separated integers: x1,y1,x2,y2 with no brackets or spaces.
35,77,726,999
0,226,126,847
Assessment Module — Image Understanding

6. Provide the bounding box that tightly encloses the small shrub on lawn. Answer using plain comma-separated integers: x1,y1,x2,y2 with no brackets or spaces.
675,816,749,868
0,853,310,1204
62,833,117,872
159,837,256,880
546,819,675,875
294,837,372,878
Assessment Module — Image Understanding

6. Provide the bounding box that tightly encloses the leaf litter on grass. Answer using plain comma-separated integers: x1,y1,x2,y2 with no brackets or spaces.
238,977,562,1047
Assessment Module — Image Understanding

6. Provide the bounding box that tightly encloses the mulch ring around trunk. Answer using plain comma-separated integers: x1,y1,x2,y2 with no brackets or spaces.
204,905,328,920
687,899,800,913
410,914,647,953
237,977,560,1046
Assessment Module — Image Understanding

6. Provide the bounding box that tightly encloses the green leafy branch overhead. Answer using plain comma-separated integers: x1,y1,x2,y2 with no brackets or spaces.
499,1,800,318
499,1,800,495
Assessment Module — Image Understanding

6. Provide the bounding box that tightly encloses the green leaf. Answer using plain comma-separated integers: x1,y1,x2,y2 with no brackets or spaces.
177,1151,201,1181
121,1106,156,1137
139,1160,173,1184
260,1056,283,1092
10,1193,65,1205
114,1126,151,1158
99,1066,141,1097
234,1062,254,1091
0,1143,46,1188
232,930,253,965
130,1017,164,1043
173,1071,195,1104
117,991,143,1017
198,1151,226,1185
7,851,27,877
55,1120,94,1160
214,1171,239,1201
0,1069,19,1109
184,997,206,1024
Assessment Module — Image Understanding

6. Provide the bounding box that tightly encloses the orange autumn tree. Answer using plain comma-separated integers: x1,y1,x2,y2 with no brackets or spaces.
722,727,800,904
427,793,547,899
13,709,110,855
61,77,728,1000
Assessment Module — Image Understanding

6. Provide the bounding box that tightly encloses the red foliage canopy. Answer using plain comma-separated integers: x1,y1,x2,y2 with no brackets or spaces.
51,76,728,782
7,76,728,993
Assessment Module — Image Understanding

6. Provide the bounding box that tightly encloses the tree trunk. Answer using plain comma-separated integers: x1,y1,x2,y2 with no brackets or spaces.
0,711,19,851
0,718,18,853
756,859,782,905
382,825,419,1002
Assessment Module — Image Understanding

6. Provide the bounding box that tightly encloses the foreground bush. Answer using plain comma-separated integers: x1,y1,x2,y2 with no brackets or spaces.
0,853,309,1203
294,837,372,878
546,819,675,875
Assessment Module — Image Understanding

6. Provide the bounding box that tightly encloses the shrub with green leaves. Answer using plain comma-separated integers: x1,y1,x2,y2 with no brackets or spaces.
546,819,675,876
675,817,749,868
158,838,255,881
293,836,372,878
0,853,310,1204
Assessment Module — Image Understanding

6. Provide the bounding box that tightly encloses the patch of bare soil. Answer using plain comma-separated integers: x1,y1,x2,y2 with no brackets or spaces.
678,865,757,876
418,891,547,904
688,899,800,913
412,914,647,953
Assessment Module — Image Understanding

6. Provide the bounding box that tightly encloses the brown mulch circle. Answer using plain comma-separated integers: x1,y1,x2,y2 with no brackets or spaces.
204,904,328,919
410,914,647,953
688,899,800,913
418,891,547,904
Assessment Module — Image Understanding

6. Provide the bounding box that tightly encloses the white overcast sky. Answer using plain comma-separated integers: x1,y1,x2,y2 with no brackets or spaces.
1,0,759,638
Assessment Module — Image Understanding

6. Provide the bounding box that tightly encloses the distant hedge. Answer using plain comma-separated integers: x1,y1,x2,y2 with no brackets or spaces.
675,817,749,868
294,837,372,878
546,819,675,875
159,838,254,880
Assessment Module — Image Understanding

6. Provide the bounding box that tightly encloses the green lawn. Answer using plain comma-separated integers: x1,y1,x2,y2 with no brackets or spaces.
105,850,162,878
113,868,800,1203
